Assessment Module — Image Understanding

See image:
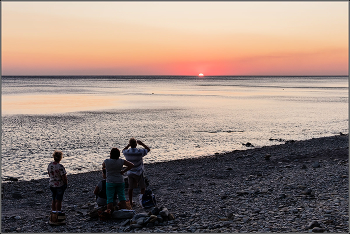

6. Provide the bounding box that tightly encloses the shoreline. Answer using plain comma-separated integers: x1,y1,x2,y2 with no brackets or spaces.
1,134,348,233
2,133,348,184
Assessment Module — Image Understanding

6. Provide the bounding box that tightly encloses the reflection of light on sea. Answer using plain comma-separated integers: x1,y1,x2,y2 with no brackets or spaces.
1,94,121,115
1,76,348,182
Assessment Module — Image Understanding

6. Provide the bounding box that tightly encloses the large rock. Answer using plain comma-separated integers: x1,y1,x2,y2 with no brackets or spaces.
159,207,169,217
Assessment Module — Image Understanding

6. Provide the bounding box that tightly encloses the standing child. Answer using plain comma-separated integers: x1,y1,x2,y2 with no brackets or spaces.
48,150,68,225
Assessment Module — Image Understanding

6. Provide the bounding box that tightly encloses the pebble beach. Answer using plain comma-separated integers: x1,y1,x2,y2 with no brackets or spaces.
1,134,348,233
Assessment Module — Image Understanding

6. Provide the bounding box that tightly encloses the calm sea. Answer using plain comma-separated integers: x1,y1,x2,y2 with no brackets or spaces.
1,76,348,181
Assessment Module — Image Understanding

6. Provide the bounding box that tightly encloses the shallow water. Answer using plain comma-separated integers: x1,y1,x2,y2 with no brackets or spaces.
1,76,348,181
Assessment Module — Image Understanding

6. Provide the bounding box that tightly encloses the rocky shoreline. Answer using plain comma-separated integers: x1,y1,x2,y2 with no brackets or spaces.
1,134,348,233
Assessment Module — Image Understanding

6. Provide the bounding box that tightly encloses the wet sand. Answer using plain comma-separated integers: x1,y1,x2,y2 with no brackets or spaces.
1,134,348,233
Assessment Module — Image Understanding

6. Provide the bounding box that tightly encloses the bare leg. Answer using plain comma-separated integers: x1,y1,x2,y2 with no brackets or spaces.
128,189,133,207
119,200,127,209
51,200,56,211
107,203,114,212
56,200,62,211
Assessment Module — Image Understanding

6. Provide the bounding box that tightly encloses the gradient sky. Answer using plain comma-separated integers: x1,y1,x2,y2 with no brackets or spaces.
2,1,348,76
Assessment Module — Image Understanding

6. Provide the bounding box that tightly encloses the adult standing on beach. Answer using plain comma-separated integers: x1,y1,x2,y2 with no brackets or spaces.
102,148,134,212
48,150,68,225
122,138,150,207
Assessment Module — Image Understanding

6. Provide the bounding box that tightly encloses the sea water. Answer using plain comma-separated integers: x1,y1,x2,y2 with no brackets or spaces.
1,76,348,181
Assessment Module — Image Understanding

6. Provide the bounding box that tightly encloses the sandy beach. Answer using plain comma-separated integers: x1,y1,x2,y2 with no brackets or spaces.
1,134,348,233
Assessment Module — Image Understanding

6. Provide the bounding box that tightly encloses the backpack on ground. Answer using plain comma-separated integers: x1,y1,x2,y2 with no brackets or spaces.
139,189,156,209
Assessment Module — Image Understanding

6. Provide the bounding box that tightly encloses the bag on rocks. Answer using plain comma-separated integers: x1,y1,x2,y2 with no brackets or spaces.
111,209,136,219
139,189,156,209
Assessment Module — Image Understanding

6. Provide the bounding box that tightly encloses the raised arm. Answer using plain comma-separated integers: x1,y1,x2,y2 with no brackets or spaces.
123,143,131,151
137,140,150,152
121,160,134,175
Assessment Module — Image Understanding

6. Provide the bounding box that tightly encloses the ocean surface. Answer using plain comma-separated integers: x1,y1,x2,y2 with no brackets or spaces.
1,76,348,181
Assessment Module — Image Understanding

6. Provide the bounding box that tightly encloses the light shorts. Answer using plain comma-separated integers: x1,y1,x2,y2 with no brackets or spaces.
106,182,126,204
128,173,146,189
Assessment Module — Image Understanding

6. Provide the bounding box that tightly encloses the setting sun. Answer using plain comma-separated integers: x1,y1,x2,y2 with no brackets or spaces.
198,73,204,77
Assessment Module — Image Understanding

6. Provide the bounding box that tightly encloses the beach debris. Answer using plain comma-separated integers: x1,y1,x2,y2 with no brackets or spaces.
242,142,254,147
269,138,285,142
3,176,19,182
125,206,175,229
285,140,296,144
302,188,314,196
312,227,325,233
264,154,271,160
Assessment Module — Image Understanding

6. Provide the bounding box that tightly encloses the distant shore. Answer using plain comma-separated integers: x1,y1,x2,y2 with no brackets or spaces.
1,134,348,233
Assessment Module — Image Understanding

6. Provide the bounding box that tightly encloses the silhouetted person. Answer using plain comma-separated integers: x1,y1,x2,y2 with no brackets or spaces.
102,148,134,212
122,138,150,207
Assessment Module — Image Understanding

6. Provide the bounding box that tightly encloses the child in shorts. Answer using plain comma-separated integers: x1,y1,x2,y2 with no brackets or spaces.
48,150,68,225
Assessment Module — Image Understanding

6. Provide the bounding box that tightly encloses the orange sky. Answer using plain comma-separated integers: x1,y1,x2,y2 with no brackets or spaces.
2,1,348,76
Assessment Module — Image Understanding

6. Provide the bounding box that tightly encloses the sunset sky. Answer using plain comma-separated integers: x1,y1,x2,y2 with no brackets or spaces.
2,1,348,76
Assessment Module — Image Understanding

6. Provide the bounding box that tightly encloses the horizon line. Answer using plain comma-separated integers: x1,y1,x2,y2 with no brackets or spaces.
2,75,349,77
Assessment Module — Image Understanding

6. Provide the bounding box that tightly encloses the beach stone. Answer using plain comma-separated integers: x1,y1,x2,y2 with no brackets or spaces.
137,217,147,225
151,207,160,215
159,207,170,217
312,161,320,168
307,221,321,229
236,191,249,196
12,192,23,199
312,227,325,233
146,222,155,227
278,194,287,199
168,213,175,220
301,164,307,169
146,215,158,223
35,190,44,194
157,215,164,223
130,224,144,229
302,188,313,195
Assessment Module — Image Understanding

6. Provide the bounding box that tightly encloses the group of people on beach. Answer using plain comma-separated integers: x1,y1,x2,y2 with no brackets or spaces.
47,138,151,225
